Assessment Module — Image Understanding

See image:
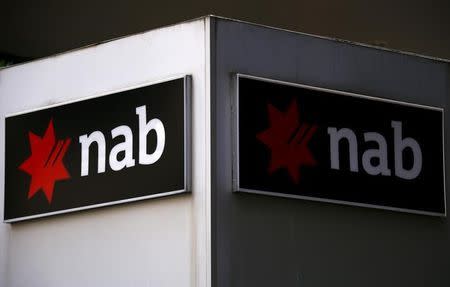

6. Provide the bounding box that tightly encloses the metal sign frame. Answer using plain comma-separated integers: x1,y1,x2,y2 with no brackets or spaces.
233,73,446,217
4,75,191,223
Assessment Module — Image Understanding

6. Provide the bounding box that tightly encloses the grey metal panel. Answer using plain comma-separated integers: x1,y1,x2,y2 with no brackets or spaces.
211,17,450,287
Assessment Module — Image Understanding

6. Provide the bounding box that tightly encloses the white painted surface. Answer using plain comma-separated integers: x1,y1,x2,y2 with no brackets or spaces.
0,18,210,287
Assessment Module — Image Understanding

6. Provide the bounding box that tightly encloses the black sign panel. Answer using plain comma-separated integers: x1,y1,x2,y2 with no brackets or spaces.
5,77,190,222
236,74,446,216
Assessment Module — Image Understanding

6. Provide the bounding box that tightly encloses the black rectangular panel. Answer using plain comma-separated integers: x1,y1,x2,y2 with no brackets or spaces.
5,76,190,222
236,74,446,216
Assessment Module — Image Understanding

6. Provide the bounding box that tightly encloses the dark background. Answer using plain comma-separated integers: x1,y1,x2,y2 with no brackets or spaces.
5,78,186,221
0,0,450,63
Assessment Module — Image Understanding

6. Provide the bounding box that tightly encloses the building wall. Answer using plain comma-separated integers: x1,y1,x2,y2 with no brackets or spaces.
0,18,211,287
211,18,450,287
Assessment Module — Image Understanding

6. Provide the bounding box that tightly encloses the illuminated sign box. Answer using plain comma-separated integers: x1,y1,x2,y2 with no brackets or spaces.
4,76,190,222
235,74,445,216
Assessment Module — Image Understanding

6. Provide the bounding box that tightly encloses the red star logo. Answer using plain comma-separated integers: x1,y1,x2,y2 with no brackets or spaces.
257,100,317,184
18,119,71,203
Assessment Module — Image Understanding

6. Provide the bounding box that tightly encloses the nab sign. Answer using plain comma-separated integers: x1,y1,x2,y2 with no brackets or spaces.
4,76,190,222
235,74,446,216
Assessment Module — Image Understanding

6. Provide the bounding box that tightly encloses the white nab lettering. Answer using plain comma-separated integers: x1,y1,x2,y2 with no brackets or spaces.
328,121,422,180
79,131,106,176
392,121,422,180
79,105,166,176
136,106,166,165
109,125,135,171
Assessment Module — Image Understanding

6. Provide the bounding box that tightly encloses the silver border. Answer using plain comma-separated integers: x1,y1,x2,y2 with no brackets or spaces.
234,73,446,217
4,75,192,223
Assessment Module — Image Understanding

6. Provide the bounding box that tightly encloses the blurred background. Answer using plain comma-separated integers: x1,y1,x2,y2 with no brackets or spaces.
1,0,449,67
